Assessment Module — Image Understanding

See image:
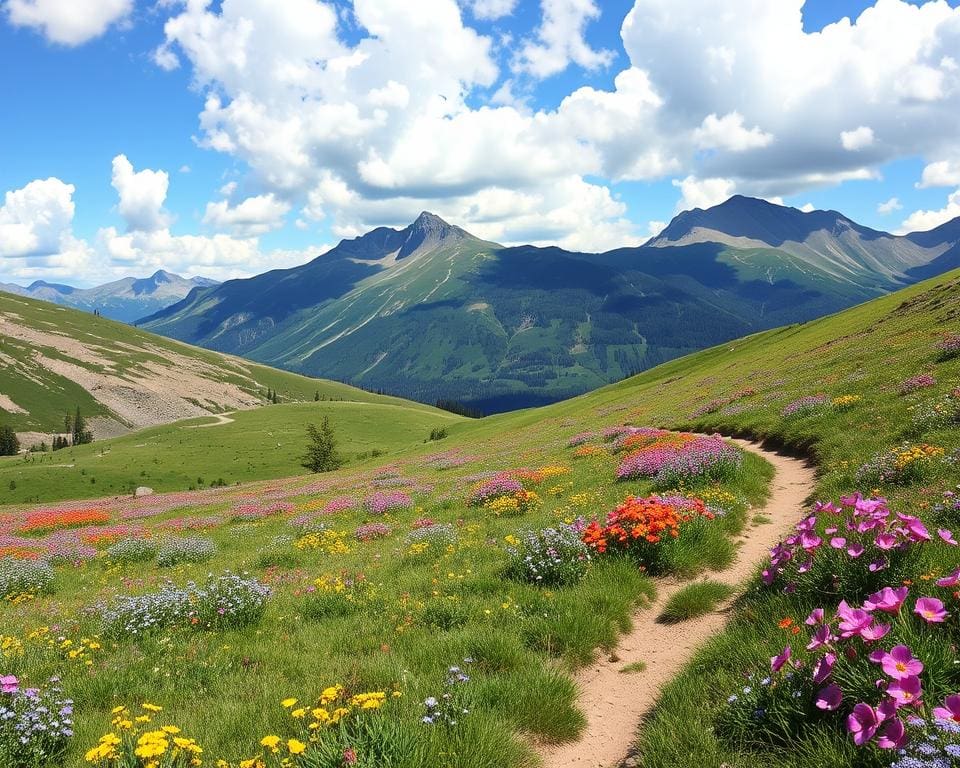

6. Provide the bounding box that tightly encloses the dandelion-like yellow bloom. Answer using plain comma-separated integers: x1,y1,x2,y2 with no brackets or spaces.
287,739,307,755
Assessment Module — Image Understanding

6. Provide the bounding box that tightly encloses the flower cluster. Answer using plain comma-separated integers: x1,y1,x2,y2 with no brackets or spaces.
505,525,591,586
468,474,523,506
762,494,944,598
908,393,960,436
105,537,157,565
615,433,741,487
832,394,862,409
422,660,472,727
294,529,351,555
363,491,413,516
84,703,202,766
354,522,391,542
231,502,293,522
856,444,946,486
156,537,216,567
18,508,110,535
405,524,457,554
781,395,829,417
566,431,596,447
899,374,936,395
0,675,73,767
935,332,960,361
99,573,270,637
483,489,540,516
0,557,54,599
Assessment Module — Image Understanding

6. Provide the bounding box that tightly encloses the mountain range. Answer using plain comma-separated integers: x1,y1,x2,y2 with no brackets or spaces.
134,196,959,412
0,270,219,322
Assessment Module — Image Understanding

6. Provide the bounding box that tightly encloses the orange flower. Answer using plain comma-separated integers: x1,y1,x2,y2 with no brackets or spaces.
778,617,794,629
18,508,110,535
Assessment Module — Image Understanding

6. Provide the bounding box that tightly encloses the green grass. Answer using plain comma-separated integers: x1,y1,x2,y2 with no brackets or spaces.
620,661,647,674
0,401,463,503
658,581,736,624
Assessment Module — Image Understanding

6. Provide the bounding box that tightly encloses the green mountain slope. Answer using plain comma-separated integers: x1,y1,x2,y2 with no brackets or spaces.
0,289,444,441
142,201,959,412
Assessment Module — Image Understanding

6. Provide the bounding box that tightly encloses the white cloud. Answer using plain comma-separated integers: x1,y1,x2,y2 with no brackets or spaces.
694,112,773,152
202,193,290,236
647,220,666,237
918,159,960,188
152,43,180,71
900,189,960,233
111,155,170,233
513,0,614,79
799,203,815,213
465,0,517,20
5,0,131,45
841,126,875,151
672,176,736,212
877,196,902,215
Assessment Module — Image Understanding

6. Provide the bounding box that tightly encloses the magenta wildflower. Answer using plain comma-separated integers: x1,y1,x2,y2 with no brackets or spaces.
836,601,874,639
936,567,960,587
848,703,880,745
815,683,843,711
876,718,908,749
860,622,890,642
863,586,908,614
938,529,958,546
886,675,922,707
933,694,960,724
914,596,948,623
879,645,923,680
770,646,791,673
0,674,18,694
813,653,836,684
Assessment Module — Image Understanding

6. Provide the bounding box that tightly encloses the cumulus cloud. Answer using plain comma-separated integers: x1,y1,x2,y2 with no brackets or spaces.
465,0,517,20
202,193,290,236
5,0,131,45
918,159,960,188
141,0,960,254
111,155,171,233
900,189,960,233
513,0,614,78
877,196,902,215
841,126,875,151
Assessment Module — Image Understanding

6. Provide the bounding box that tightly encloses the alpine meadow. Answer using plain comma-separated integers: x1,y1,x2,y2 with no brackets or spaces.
3,3,960,768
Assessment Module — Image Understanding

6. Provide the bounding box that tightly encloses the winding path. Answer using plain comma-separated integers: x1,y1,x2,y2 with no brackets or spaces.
183,412,235,428
539,438,817,768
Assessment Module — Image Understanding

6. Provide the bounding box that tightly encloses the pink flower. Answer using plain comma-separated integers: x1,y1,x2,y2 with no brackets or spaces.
805,608,825,626
846,543,865,558
863,587,908,614
886,675,922,707
914,596,948,624
937,567,960,588
848,703,880,745
343,747,358,765
816,683,842,711
860,622,891,642
932,694,960,724
837,601,874,638
897,514,931,542
880,646,923,680
813,653,836,684
829,537,847,549
939,529,958,546
807,624,835,651
0,675,17,694
876,718,908,750
771,646,792,673
874,533,898,550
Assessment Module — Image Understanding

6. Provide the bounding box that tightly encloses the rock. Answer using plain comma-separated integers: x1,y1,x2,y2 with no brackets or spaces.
623,757,639,768
134,486,154,498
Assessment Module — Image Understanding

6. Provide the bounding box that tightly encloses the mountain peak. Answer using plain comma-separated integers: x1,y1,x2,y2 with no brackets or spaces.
398,211,467,259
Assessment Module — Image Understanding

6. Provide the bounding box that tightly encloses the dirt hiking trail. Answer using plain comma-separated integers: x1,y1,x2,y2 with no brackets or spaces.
539,438,817,768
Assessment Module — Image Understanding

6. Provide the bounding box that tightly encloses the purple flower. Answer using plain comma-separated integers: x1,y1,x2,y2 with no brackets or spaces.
863,587,908,614
770,646,791,673
1,675,18,694
813,652,836,684
938,529,958,546
933,694,960,724
937,567,960,587
879,646,923,680
815,683,842,711
848,703,880,746
876,718,908,750
914,596,948,623
886,675,922,707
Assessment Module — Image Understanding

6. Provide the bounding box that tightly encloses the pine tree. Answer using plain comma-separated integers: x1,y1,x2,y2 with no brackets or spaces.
72,406,93,445
301,417,343,473
0,425,19,456
64,412,73,435
272,389,280,404
314,391,320,402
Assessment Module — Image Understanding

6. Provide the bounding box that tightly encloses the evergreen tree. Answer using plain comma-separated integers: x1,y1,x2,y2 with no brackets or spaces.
272,389,280,404
72,406,93,445
0,425,19,456
64,412,73,435
314,391,320,402
301,417,343,473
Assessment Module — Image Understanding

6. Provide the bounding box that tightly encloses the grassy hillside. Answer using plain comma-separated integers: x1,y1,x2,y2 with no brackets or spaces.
0,267,958,767
0,290,440,438
0,401,464,504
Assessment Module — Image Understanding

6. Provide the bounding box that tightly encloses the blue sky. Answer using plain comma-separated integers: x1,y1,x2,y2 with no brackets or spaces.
1,0,960,285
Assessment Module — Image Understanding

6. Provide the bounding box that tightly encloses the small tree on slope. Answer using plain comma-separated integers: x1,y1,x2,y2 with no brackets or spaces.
301,416,343,473
0,425,19,456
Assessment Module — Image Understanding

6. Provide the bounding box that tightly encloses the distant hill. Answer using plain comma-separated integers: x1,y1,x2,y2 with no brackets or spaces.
0,290,443,445
0,270,219,322
140,199,960,412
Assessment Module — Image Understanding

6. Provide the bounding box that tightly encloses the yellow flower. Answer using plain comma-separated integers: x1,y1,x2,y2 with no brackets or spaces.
281,698,298,708
142,703,163,712
161,725,181,734
287,739,307,755
291,707,306,718
260,735,281,751
111,706,127,715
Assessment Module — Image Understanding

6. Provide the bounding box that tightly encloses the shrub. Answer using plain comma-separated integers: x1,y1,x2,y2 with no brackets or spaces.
0,676,73,767
935,333,960,361
856,443,945,486
469,474,523,506
762,494,933,600
615,433,742,487
105,537,157,564
429,427,449,441
155,537,216,567
99,573,269,637
505,526,592,586
0,557,54,599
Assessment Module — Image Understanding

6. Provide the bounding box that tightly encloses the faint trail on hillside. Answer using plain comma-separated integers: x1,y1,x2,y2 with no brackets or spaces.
183,412,235,428
539,438,816,768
